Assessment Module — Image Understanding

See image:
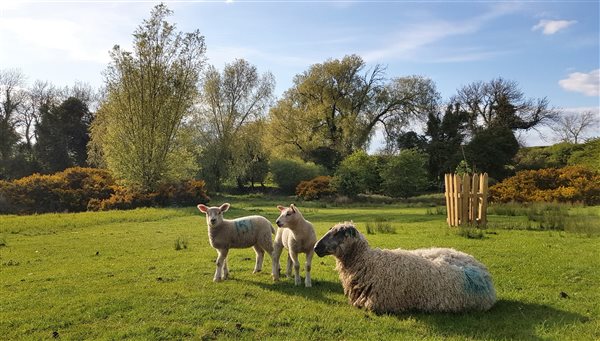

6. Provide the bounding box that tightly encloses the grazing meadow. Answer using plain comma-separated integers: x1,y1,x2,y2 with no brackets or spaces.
1,197,599,340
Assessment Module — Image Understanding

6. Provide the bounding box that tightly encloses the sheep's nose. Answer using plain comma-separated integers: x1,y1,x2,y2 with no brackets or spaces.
210,218,216,224
276,220,283,227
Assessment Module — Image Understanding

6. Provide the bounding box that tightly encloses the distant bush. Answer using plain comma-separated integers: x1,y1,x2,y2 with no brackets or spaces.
296,176,335,200
515,139,600,172
0,167,210,214
380,149,429,198
270,159,327,194
489,166,600,205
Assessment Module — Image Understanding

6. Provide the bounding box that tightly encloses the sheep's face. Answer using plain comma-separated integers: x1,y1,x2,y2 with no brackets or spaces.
197,203,230,228
275,204,300,228
314,222,359,257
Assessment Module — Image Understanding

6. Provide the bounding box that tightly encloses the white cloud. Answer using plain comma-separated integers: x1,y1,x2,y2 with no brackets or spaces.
532,19,576,35
559,69,600,97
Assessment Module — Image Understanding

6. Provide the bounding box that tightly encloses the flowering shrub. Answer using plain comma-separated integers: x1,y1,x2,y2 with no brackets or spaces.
296,176,335,200
0,167,210,214
489,166,600,205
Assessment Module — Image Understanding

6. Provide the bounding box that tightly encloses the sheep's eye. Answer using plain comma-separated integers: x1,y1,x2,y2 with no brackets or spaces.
286,212,292,216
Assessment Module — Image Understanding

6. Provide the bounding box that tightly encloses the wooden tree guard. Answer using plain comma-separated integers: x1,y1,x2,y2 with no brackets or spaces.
444,173,488,227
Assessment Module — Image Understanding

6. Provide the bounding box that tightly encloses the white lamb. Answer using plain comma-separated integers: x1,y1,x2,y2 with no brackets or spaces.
314,222,497,313
197,203,275,282
272,204,317,287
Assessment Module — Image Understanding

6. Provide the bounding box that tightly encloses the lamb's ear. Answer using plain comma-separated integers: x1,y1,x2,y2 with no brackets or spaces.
277,205,286,212
290,204,296,213
197,204,208,213
219,203,230,213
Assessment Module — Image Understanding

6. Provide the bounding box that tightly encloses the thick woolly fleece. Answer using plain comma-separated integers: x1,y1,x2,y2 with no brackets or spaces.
331,224,496,313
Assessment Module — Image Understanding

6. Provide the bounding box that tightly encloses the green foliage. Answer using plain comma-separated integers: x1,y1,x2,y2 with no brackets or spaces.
296,176,335,200
454,160,472,176
267,55,439,163
567,138,600,171
465,127,519,180
34,98,91,173
196,60,274,191
91,4,206,191
332,150,382,197
514,139,599,173
380,149,428,198
490,166,600,205
270,159,326,194
1,204,598,340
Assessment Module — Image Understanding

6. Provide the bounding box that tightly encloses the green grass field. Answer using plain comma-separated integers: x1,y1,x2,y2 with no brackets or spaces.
1,199,599,340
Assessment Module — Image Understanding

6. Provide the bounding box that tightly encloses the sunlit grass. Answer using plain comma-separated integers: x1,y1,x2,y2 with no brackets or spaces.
1,202,598,340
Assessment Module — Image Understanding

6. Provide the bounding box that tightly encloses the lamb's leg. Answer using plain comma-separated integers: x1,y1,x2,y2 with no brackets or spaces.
223,258,229,280
289,250,301,286
253,245,265,273
272,242,283,281
286,254,293,278
305,249,314,287
214,249,228,282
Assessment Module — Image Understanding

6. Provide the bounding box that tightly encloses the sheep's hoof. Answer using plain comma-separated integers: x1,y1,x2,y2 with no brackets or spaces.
253,269,262,274
213,277,222,282
305,282,312,288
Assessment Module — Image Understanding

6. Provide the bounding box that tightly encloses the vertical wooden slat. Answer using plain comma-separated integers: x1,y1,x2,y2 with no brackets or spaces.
461,174,470,226
471,173,479,225
444,174,451,226
454,174,461,226
479,173,489,227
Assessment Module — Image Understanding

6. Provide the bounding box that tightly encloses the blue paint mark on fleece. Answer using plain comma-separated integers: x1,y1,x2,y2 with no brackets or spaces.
234,220,253,233
463,266,492,294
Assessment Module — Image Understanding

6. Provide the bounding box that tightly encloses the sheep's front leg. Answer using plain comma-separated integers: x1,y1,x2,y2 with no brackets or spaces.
253,245,265,273
223,258,229,280
305,250,314,287
214,248,229,282
289,250,301,286
286,254,293,278
272,243,283,281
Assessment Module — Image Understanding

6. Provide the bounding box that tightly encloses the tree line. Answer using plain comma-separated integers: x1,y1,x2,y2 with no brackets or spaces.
1,4,596,194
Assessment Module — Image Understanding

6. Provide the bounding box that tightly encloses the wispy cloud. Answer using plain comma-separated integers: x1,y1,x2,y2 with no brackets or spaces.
360,4,520,63
559,69,600,97
532,19,576,35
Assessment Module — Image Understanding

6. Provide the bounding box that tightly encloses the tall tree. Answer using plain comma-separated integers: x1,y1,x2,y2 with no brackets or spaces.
91,4,206,191
268,55,439,166
195,59,274,190
555,111,598,144
452,77,557,133
0,69,26,179
424,104,469,187
35,97,91,173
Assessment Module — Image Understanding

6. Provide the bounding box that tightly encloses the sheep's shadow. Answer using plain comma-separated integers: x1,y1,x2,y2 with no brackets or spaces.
400,299,589,341
235,277,343,305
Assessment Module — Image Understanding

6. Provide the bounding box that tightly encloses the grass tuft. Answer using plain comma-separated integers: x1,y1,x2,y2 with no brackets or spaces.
365,217,396,234
174,236,189,251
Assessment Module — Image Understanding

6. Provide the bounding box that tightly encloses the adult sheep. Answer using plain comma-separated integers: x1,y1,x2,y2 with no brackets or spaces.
197,203,275,282
314,222,496,313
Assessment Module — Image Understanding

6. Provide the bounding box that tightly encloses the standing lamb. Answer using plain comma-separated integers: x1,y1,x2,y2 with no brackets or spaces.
314,222,496,313
272,204,317,287
197,203,275,282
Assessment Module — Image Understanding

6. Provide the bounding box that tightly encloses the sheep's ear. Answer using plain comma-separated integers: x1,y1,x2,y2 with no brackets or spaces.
197,204,208,213
277,205,286,212
219,203,230,213
290,204,296,213
344,227,358,238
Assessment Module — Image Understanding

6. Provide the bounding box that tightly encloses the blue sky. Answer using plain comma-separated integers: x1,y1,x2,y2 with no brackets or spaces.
1,0,598,147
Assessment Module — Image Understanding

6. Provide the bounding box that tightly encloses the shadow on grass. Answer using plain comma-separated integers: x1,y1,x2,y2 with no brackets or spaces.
235,277,344,305
407,299,589,341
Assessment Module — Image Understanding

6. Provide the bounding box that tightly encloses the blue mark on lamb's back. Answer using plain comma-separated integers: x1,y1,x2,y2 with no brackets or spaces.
463,266,492,294
234,220,253,233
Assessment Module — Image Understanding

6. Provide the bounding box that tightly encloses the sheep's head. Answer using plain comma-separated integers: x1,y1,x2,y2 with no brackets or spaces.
197,203,230,228
275,204,301,228
314,221,361,257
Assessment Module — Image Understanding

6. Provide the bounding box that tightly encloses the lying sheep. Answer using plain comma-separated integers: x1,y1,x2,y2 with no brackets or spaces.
197,203,275,282
314,222,496,313
273,204,317,287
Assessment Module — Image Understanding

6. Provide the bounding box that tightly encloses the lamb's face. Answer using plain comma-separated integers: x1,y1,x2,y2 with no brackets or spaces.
197,203,230,228
275,204,300,228
314,222,359,257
